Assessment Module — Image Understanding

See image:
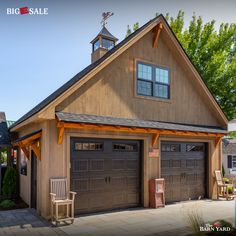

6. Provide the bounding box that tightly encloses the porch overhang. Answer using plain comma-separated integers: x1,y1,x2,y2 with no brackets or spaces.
12,130,42,160
56,112,227,147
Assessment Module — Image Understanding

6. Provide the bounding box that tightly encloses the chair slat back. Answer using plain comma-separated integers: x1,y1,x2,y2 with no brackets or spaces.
215,170,224,185
50,178,68,200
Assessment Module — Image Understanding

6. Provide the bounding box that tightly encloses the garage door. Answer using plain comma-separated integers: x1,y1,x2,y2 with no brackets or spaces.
161,141,206,203
70,138,141,214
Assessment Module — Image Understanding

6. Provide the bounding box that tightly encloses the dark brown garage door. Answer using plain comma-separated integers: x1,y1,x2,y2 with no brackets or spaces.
161,141,206,203
70,138,141,214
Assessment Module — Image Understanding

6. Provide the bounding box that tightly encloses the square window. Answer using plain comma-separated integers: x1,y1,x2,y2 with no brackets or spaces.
137,62,170,99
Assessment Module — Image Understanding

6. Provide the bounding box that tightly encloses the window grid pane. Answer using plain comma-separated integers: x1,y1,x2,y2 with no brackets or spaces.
137,80,152,96
154,84,168,98
155,68,169,84
138,64,152,80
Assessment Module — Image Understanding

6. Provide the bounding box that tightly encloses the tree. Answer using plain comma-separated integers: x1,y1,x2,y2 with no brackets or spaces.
126,11,236,120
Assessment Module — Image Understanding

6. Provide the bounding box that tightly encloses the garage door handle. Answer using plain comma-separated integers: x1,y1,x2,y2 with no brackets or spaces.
105,177,107,183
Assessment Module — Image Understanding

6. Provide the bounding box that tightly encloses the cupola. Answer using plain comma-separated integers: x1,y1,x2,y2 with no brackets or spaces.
90,13,118,63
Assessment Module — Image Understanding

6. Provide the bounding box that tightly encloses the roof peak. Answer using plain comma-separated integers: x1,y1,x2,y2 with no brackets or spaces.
90,26,118,43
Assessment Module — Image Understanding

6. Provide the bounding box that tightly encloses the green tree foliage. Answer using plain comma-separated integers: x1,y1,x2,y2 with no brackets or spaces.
133,22,139,32
126,25,132,37
2,167,17,196
126,11,236,120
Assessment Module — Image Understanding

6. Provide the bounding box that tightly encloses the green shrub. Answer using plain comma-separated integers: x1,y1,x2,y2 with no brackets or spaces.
222,164,225,177
2,167,17,196
0,199,16,208
227,186,234,194
223,177,229,183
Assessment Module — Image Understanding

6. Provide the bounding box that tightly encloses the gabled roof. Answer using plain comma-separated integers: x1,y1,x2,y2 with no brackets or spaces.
56,112,227,134
10,15,228,130
90,26,118,43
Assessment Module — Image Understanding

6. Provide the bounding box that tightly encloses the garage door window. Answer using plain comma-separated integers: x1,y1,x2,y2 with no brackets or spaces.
186,144,204,152
74,142,103,151
113,143,138,152
161,144,180,152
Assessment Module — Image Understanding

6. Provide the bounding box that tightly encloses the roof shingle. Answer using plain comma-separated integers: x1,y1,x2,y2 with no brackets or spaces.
56,112,227,134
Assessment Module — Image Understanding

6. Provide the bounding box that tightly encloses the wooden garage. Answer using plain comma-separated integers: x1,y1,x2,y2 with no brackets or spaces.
9,14,228,219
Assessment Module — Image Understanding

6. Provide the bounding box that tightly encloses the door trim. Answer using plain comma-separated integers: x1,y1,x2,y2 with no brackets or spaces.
30,150,37,209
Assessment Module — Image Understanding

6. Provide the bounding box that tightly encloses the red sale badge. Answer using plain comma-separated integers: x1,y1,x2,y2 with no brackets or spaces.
20,7,29,15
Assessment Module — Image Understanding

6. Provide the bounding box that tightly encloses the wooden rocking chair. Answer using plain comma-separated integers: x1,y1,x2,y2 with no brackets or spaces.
50,178,76,225
215,170,235,200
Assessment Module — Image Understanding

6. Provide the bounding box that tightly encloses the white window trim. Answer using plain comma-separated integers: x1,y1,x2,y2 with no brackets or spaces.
232,156,236,170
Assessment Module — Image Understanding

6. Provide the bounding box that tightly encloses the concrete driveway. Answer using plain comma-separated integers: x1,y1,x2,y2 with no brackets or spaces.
0,200,234,236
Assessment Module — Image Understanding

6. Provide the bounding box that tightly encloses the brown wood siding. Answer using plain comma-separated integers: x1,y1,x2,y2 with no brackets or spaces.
56,29,223,127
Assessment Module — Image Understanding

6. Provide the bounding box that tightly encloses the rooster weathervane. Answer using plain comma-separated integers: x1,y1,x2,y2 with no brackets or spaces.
101,12,114,27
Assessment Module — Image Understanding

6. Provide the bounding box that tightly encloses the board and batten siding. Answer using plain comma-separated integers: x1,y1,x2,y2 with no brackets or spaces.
56,29,224,128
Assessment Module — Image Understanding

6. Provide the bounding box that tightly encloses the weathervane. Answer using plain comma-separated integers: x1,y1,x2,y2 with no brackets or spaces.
101,12,114,27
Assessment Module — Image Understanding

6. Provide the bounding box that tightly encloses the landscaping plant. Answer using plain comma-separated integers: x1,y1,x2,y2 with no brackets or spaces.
0,199,16,209
186,209,205,236
2,167,17,196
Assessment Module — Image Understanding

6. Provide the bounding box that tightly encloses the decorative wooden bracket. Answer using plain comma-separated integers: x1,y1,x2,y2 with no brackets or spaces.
152,133,159,147
215,137,222,148
31,141,41,160
153,23,163,48
18,141,30,159
57,124,65,145
12,130,42,160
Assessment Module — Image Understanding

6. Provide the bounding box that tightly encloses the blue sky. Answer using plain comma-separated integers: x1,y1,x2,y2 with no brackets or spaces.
1,0,236,121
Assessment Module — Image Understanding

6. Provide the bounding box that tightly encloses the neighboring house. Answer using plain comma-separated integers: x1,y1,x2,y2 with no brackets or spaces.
222,138,236,175
0,112,11,194
9,15,228,219
228,119,236,132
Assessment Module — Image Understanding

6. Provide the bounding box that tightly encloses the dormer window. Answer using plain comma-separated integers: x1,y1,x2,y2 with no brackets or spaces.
136,61,170,99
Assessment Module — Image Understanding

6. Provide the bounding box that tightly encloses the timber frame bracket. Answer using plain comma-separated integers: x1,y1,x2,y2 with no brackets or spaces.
152,133,160,147
152,23,163,48
57,121,65,145
12,130,42,160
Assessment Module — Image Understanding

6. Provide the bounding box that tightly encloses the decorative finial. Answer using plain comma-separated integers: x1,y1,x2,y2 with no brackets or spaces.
101,12,114,27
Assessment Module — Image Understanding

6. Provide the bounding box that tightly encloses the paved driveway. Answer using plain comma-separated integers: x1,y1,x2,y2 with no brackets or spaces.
0,200,234,236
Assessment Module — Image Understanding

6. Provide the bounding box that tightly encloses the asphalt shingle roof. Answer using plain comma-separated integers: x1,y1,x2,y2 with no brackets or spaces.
223,140,236,154
56,112,227,134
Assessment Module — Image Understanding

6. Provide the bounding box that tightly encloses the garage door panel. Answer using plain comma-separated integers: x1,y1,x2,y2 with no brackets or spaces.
72,178,89,192
90,159,105,171
161,141,206,203
71,138,141,214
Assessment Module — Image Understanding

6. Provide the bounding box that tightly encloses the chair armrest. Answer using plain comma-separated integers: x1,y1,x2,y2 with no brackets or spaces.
69,191,77,201
50,193,56,202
